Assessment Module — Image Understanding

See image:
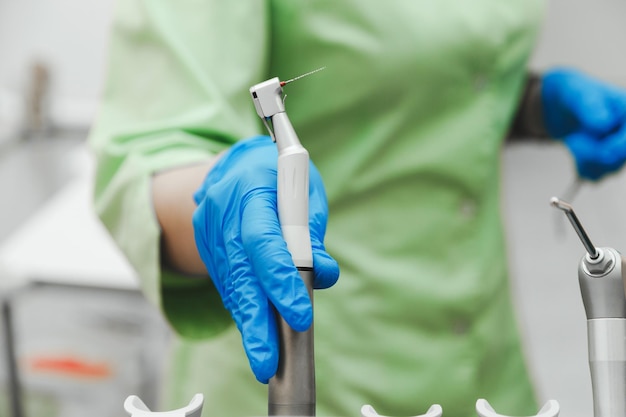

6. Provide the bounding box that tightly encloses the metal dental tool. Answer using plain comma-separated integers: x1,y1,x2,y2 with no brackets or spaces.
279,67,326,87
250,69,324,416
553,178,584,238
552,197,626,417
550,197,598,259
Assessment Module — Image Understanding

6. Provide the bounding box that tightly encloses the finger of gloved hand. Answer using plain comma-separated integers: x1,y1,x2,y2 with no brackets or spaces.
307,163,340,289
193,154,231,205
308,211,339,289
311,240,340,289
565,123,626,181
191,198,230,299
598,122,626,172
226,238,279,384
565,133,605,181
193,136,276,203
237,295,278,384
543,69,626,138
570,86,622,137
308,182,329,240
240,192,313,332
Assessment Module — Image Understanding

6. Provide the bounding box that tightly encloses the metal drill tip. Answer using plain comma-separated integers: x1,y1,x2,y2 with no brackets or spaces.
550,196,599,259
281,67,326,86
550,196,571,211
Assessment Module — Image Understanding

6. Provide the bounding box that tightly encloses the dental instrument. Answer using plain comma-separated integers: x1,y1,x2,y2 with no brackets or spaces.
249,68,325,416
552,197,626,417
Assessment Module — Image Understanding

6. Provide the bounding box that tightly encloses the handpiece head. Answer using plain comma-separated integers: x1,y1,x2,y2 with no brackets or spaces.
249,67,326,120
250,77,285,120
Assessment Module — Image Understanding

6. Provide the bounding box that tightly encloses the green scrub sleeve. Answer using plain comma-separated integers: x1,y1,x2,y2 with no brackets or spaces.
88,0,270,339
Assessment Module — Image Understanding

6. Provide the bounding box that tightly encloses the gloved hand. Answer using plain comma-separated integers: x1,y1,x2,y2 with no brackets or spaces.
542,68,626,180
192,135,339,383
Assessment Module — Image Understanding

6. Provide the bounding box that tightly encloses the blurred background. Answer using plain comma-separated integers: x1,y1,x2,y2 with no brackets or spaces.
0,1,170,416
0,0,625,416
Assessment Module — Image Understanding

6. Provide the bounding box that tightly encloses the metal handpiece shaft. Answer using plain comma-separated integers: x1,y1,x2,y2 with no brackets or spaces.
550,197,599,259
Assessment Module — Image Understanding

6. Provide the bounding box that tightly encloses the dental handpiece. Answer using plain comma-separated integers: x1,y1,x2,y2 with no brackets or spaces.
250,74,319,416
551,197,626,417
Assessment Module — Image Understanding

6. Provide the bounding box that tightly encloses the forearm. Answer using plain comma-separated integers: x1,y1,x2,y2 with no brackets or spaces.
508,72,550,141
152,159,220,276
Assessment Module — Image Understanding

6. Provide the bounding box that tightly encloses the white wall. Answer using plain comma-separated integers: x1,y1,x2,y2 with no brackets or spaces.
530,0,626,86
0,0,114,138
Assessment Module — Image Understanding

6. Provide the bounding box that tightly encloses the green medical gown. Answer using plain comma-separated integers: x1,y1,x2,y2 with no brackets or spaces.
89,1,546,416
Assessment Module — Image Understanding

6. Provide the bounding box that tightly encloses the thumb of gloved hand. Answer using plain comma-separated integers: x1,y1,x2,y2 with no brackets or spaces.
192,135,339,383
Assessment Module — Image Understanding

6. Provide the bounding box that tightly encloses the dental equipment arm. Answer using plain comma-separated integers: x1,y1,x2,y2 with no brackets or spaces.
552,197,626,417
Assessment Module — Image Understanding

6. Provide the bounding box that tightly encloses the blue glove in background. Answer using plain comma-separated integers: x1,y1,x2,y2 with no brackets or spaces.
542,68,626,180
192,135,339,383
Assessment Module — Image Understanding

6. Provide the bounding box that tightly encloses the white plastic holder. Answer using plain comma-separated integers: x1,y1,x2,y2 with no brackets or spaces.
475,399,560,417
361,404,443,417
124,394,204,417
361,399,559,417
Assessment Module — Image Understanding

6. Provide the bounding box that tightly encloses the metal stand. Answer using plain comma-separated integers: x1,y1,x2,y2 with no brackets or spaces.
2,297,24,417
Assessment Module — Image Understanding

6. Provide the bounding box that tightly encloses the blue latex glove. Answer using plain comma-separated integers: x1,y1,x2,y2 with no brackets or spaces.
192,135,339,383
542,68,626,180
